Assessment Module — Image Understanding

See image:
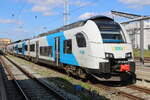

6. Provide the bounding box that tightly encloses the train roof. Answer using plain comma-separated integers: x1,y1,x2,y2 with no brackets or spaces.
9,39,30,45
37,15,114,37
87,15,113,21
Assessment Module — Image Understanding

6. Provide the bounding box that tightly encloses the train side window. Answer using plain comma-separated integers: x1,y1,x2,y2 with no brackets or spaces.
18,48,22,53
64,39,72,54
30,44,35,52
40,46,52,57
25,45,28,51
76,33,86,47
15,46,18,51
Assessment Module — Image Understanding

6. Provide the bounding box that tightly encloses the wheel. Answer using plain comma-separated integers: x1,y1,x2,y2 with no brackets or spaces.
77,68,86,79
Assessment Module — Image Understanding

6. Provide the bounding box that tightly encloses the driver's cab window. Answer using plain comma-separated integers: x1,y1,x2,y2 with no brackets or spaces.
76,33,86,47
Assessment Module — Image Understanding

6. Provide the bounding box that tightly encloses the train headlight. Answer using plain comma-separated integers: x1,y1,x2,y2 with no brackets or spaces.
105,53,114,59
126,52,132,59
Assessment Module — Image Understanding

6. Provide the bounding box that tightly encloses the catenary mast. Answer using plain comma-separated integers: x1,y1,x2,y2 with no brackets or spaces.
64,0,69,25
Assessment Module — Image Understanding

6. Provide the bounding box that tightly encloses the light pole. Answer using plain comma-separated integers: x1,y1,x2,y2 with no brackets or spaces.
140,19,144,67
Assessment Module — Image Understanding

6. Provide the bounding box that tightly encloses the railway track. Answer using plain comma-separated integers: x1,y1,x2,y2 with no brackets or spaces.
93,81,150,100
0,56,28,100
88,76,150,100
4,54,150,100
120,85,150,100
0,55,69,100
127,85,150,95
92,83,147,100
118,85,150,100
135,57,150,63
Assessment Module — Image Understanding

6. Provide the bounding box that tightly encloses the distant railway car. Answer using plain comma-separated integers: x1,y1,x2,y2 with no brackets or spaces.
7,42,17,54
6,44,13,54
7,16,136,83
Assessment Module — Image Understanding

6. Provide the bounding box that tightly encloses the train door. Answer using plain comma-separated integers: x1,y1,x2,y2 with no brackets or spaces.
28,40,30,57
55,37,60,66
36,41,39,59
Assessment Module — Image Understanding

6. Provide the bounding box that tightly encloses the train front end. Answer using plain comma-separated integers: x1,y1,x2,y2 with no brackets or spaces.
84,16,136,83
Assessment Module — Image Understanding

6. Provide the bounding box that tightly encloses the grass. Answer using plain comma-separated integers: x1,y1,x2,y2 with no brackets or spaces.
133,49,150,57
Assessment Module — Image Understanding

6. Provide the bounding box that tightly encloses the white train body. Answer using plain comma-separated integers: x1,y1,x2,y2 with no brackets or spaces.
7,16,136,81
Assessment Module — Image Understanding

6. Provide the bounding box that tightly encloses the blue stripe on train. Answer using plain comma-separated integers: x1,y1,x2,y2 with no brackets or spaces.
46,32,79,66
103,39,123,43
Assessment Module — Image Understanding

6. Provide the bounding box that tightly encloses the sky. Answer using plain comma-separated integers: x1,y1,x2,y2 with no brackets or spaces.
0,0,150,41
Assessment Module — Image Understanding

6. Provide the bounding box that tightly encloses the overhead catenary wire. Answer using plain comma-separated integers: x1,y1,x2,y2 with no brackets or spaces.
10,0,28,30
3,1,28,37
12,1,27,19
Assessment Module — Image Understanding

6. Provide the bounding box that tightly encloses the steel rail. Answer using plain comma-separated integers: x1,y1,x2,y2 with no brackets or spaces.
4,55,68,100
135,57,150,62
118,91,144,100
127,85,150,95
94,84,144,100
0,56,29,100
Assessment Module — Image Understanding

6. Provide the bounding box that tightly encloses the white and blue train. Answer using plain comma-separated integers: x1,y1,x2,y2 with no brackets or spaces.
7,16,136,83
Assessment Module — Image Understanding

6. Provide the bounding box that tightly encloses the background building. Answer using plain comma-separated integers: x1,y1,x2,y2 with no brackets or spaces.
0,38,11,52
121,19,150,50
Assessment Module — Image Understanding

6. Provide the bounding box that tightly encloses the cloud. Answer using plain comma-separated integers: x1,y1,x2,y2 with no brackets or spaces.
118,0,150,5
79,12,99,20
43,12,57,16
0,18,22,24
118,0,150,8
0,28,33,41
28,0,63,6
31,5,57,16
25,0,94,16
78,11,114,20
26,0,63,16
13,27,28,33
72,0,94,7
102,12,112,17
32,5,50,12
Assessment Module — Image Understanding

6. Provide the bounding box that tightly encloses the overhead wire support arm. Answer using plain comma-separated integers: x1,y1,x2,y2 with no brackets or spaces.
111,10,146,19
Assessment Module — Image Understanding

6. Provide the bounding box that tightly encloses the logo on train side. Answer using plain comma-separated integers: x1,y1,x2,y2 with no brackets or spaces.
79,50,85,54
112,46,126,51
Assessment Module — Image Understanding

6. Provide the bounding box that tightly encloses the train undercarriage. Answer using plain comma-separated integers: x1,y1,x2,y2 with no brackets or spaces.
6,53,136,84
64,65,136,84
63,58,136,84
